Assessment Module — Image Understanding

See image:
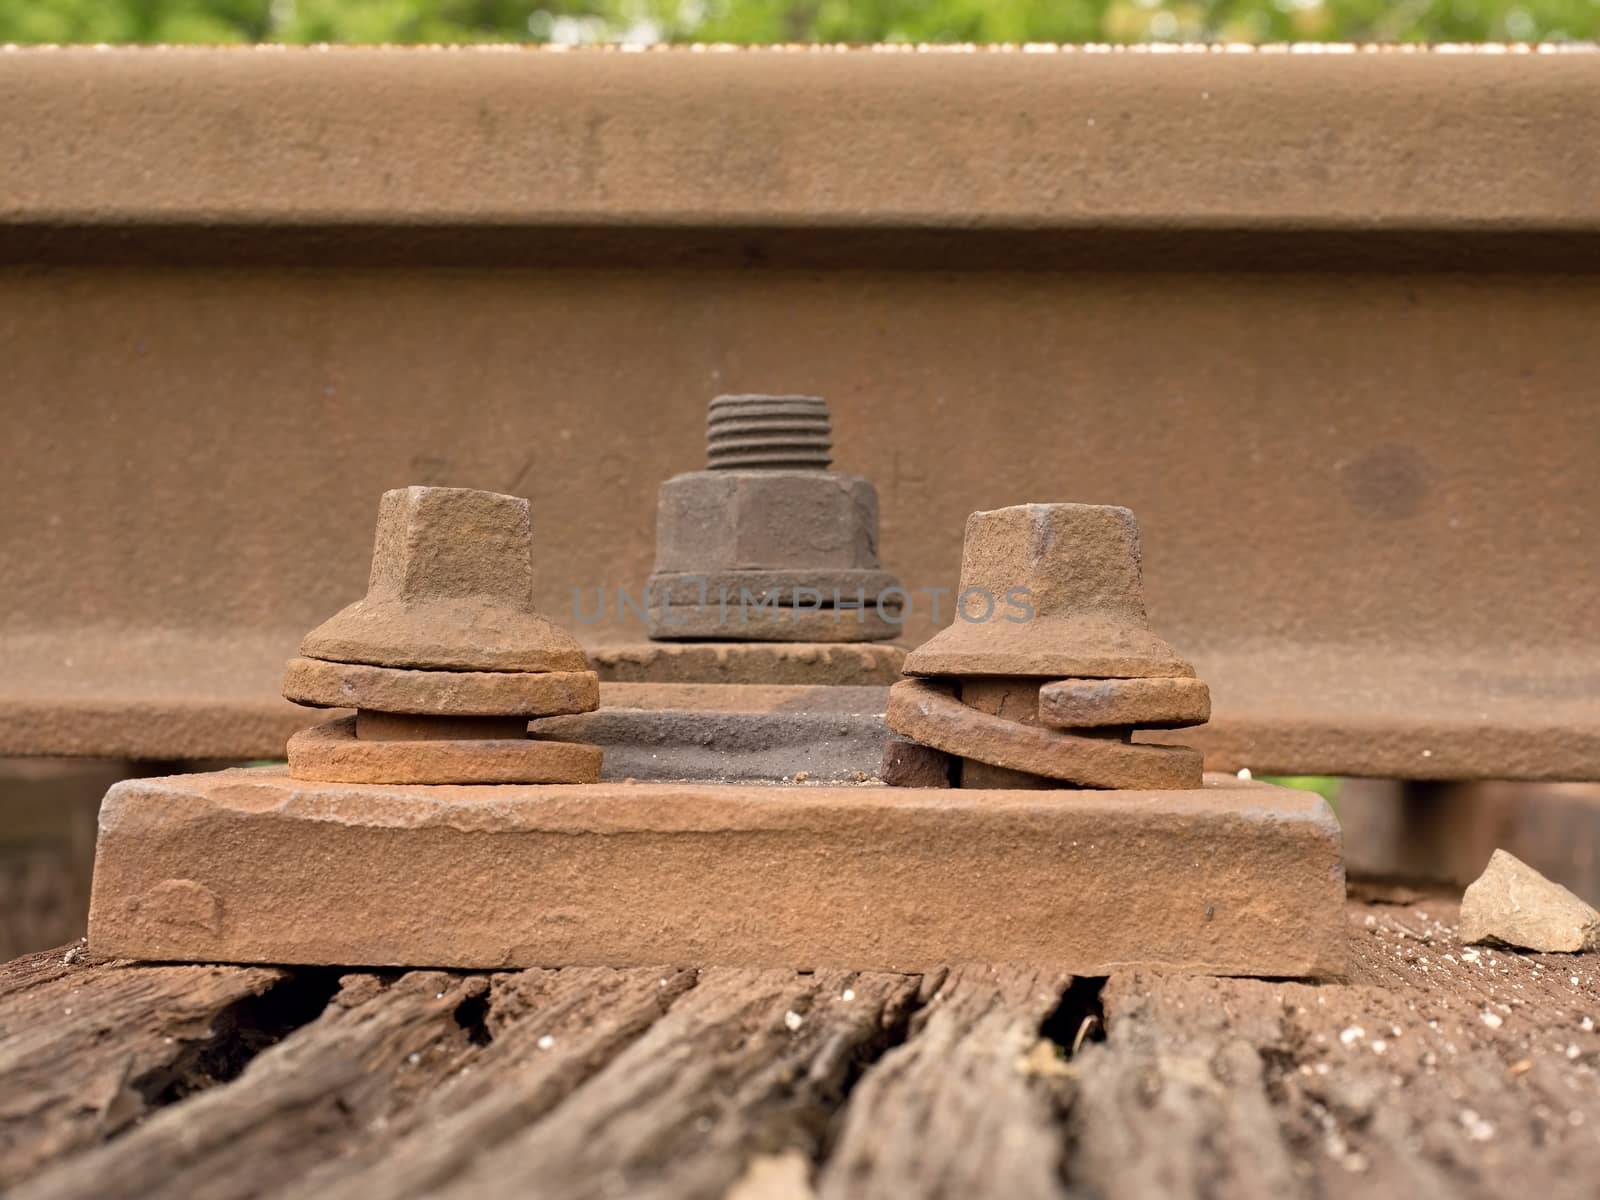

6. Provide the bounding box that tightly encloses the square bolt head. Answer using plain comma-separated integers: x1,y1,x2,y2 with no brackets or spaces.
653,471,883,573
297,485,588,673
367,486,534,607
957,503,1147,622
902,503,1193,679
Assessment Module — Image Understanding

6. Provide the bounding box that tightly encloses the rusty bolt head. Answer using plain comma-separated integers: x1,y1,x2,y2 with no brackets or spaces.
902,503,1195,680
363,486,534,606
298,486,589,673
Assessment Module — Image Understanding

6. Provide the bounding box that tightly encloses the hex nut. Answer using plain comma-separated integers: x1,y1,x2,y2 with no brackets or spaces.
645,569,903,608
645,600,902,642
652,471,883,574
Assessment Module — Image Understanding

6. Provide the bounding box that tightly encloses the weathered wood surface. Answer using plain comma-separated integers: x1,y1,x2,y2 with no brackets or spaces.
817,964,1073,1200
0,948,291,1190
2,900,1598,1200
20,971,488,1200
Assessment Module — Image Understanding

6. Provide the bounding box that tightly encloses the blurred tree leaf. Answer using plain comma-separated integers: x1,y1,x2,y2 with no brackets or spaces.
1,0,1595,44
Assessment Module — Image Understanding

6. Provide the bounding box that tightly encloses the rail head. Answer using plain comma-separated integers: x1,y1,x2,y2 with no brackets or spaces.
1,45,1598,239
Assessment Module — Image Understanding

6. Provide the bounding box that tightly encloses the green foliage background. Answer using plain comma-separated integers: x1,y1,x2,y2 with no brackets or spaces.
0,0,1595,45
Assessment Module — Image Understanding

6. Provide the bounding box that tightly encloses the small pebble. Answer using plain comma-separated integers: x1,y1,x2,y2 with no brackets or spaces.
1459,1109,1495,1141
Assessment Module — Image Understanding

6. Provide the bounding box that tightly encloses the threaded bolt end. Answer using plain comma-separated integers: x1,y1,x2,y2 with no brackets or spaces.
706,394,833,471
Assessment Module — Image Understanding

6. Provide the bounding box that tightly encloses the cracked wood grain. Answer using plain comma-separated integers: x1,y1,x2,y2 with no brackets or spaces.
817,964,1074,1200
5,901,1599,1200
299,966,697,1199
0,949,289,1190
15,971,482,1200
431,968,923,1200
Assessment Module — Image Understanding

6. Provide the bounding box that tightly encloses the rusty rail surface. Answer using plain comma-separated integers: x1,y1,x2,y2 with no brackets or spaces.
1,46,1597,777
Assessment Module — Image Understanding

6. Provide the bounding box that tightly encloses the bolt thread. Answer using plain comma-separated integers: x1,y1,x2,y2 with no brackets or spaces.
706,394,832,471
